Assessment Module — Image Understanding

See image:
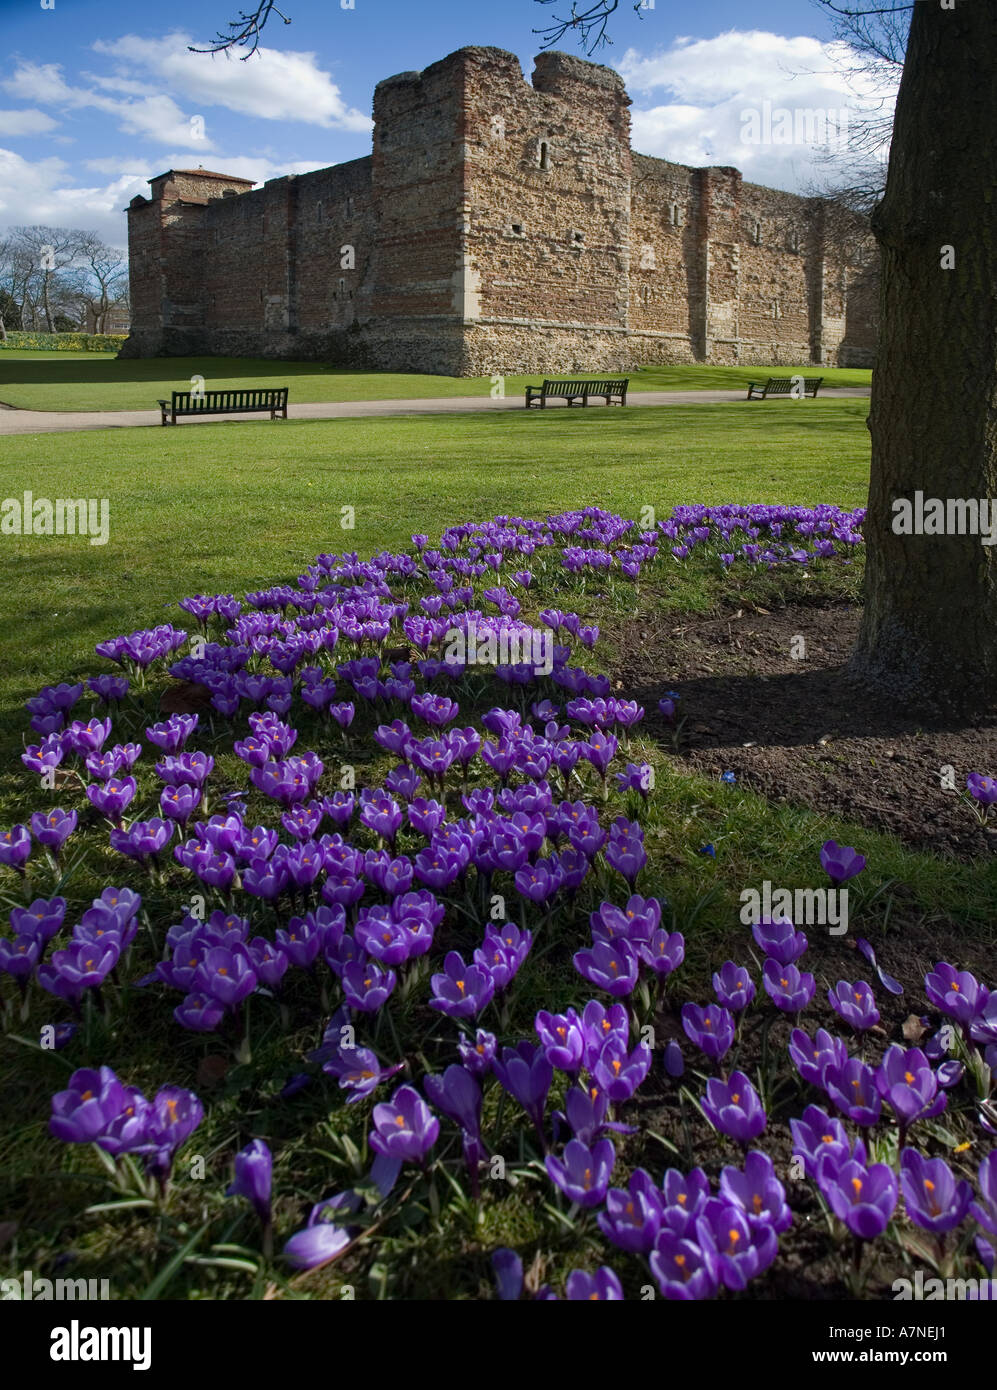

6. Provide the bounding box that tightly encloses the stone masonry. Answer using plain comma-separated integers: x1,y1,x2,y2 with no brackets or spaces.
122,47,877,374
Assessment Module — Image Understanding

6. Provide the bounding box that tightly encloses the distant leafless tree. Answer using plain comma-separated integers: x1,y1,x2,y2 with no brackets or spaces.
0,228,128,334
802,0,911,210
64,235,130,334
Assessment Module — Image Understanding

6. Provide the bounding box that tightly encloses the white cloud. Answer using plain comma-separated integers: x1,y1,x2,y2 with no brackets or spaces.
0,148,338,248
93,33,372,132
0,148,143,246
0,109,59,137
618,30,894,191
2,61,217,150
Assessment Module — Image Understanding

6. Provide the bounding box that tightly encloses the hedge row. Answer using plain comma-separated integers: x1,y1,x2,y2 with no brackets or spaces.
0,331,128,352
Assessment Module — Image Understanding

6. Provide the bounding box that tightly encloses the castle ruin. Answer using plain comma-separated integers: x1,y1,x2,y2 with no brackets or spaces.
122,46,877,375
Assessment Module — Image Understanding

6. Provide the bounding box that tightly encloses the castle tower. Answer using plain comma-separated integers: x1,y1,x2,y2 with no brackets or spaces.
122,168,255,357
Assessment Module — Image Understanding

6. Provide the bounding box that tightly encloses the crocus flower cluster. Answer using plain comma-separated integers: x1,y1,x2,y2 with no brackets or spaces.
18,503,997,1305
50,1066,203,1181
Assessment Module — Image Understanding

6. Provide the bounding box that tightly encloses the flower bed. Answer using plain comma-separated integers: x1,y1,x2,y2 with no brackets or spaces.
3,504,995,1300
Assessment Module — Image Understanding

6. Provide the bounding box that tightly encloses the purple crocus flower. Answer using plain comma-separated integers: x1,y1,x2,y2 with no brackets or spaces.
96,1086,152,1157
30,807,78,853
573,940,639,997
341,959,397,1012
695,1198,778,1291
369,1083,439,1165
788,1026,849,1088
819,839,866,884
719,1150,792,1233
712,961,756,1013
193,945,257,1009
85,777,137,823
458,1029,498,1076
592,1036,652,1102
63,717,111,755
828,979,880,1034
138,1086,205,1178
604,837,646,887
535,1008,586,1073
924,961,986,1027
564,1268,623,1300
820,1158,897,1239
664,1040,685,1078
49,1066,124,1143
0,824,32,871
492,1248,523,1301
0,934,41,981
423,1064,482,1138
701,1071,767,1145
825,1057,882,1126
545,1137,616,1208
967,772,997,807
970,1152,997,1236
174,992,225,1032
326,1045,402,1104
789,1104,863,1181
11,896,67,944
39,939,120,1006
492,1042,553,1147
146,715,199,753
282,1191,360,1270
762,958,816,1013
428,951,495,1019
875,1045,947,1133
598,1169,666,1253
160,783,201,826
899,1148,973,1234
579,1000,628,1066
681,1002,736,1062
109,818,172,862
226,1138,273,1226
649,1231,718,1301
752,917,808,964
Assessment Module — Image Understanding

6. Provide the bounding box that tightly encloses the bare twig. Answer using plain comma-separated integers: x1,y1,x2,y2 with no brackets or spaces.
189,0,292,59
532,0,647,56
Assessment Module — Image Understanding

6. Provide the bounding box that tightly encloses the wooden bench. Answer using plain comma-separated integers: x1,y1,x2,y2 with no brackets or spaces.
746,376,823,400
157,388,289,425
525,377,629,409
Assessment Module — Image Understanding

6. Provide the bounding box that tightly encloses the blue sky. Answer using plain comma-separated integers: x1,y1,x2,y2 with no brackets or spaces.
0,0,897,248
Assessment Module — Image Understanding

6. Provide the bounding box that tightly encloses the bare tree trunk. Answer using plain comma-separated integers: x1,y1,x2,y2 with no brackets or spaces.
42,268,54,333
849,0,997,714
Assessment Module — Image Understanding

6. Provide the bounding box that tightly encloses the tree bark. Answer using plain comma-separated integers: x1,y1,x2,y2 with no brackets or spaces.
43,268,54,333
849,0,997,714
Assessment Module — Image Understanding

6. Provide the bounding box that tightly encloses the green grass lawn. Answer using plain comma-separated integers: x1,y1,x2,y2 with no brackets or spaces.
0,400,871,718
4,394,993,1303
0,349,873,412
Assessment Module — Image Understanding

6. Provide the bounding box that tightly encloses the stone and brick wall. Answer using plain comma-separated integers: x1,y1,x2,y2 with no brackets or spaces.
122,47,878,373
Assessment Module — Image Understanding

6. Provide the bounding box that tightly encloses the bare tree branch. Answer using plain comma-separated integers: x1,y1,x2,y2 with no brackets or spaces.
532,0,647,56
189,0,293,60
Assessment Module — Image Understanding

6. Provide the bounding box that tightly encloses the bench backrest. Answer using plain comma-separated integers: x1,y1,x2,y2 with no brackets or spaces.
763,377,823,393
171,388,288,409
540,378,629,393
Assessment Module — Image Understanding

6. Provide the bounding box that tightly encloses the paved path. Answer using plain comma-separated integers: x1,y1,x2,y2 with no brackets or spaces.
0,386,870,436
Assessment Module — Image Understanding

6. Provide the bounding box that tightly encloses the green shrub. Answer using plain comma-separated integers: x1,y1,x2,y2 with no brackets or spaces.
0,330,127,352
